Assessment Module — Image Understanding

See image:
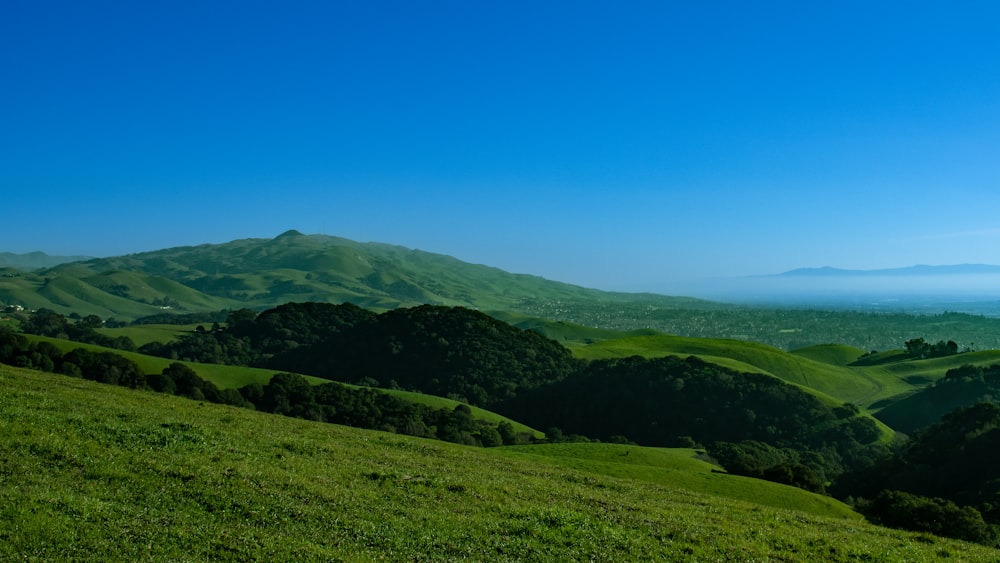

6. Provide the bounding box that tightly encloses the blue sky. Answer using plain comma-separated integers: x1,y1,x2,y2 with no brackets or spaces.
3,1,1000,291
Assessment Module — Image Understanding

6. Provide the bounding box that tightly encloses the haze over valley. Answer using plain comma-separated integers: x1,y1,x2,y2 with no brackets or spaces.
5,1,1000,559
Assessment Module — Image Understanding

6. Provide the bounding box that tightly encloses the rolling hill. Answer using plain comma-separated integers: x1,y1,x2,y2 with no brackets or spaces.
0,251,92,270
9,231,1000,354
6,364,998,560
2,231,709,321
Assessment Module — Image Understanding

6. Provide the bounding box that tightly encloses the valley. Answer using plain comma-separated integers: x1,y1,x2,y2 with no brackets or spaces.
3,233,1000,557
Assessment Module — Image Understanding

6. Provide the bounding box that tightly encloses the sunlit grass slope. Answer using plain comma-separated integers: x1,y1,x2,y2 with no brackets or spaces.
4,365,997,561
790,343,866,366
571,333,1000,415
28,335,313,388
35,231,653,319
575,333,883,405
96,324,203,347
873,349,1000,384
501,443,859,520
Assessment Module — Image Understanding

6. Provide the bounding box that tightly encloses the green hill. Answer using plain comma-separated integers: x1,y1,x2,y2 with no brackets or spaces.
502,443,859,519
791,343,866,366
5,364,997,561
874,363,1000,433
32,231,678,318
569,332,1000,419
9,232,1000,354
573,333,899,407
0,251,91,270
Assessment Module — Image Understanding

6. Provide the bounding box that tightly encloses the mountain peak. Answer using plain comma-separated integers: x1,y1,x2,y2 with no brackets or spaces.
275,229,305,239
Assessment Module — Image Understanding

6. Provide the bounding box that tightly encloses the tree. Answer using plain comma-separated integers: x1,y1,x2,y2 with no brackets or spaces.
497,421,519,445
146,371,177,394
545,427,565,443
163,363,205,399
904,338,930,358
261,373,320,419
864,490,998,545
79,314,104,329
225,309,258,336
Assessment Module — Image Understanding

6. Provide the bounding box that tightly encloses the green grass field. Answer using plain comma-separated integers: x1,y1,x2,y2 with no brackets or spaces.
96,323,204,347
790,343,866,366
501,443,860,520
3,364,997,561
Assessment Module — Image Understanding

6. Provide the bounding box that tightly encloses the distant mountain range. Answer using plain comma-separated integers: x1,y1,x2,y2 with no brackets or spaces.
6,232,1000,321
0,251,93,271
0,230,706,320
777,264,1000,277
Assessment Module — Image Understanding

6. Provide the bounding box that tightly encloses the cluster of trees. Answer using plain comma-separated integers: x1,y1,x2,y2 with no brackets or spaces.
242,372,532,447
707,441,826,493
862,490,996,545
0,327,528,448
876,363,1000,433
498,354,887,482
138,303,377,367
141,303,580,408
0,328,240,404
132,310,229,326
902,337,960,359
19,309,136,351
833,403,1000,545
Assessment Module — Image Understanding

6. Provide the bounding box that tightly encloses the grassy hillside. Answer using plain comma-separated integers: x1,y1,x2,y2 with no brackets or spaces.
95,323,202,346
791,343,866,366
872,349,1000,385
33,231,634,317
27,335,304,388
10,232,1000,354
4,365,997,561
502,443,859,519
574,333,890,406
570,332,1000,418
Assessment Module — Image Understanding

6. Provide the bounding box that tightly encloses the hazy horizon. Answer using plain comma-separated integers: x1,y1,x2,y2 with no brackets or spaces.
4,2,1000,291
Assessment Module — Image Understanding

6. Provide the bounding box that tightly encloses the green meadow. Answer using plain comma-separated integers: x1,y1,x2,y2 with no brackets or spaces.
4,364,998,561
95,323,204,347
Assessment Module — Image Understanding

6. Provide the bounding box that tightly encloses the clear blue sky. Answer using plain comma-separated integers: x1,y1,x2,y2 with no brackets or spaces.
3,1,1000,291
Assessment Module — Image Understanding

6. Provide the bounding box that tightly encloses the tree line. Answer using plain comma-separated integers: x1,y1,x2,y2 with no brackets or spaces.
498,354,887,489
832,402,1000,545
0,328,530,449
876,362,1000,433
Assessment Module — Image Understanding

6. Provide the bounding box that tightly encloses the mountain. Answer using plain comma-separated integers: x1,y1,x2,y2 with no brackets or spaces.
0,251,93,270
778,264,1000,277
1,231,708,320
